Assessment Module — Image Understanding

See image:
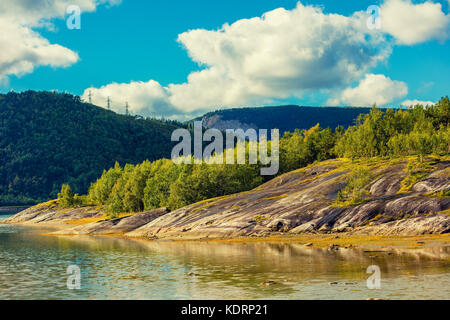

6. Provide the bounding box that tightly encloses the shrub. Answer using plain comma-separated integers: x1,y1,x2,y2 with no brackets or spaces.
57,184,75,208
336,167,373,206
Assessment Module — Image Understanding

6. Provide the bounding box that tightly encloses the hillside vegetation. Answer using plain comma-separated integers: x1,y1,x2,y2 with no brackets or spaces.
62,97,449,217
0,91,182,205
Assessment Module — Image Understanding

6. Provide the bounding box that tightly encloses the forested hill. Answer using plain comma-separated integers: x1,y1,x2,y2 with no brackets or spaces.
198,105,377,134
0,91,182,205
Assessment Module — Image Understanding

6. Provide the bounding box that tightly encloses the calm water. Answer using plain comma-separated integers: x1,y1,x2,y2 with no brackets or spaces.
0,210,449,300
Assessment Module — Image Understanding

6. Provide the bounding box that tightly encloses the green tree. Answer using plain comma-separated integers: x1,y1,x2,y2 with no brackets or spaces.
57,184,74,208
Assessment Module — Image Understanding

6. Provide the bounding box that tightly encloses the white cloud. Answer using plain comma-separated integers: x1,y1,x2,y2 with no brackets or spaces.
380,0,450,45
0,0,121,26
0,0,120,83
168,3,394,111
400,99,435,106
83,80,180,117
327,74,408,107
85,2,391,117
0,17,79,80
82,1,448,118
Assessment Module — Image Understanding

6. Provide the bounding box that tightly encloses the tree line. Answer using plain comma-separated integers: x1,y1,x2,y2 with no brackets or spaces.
0,91,182,205
58,97,449,216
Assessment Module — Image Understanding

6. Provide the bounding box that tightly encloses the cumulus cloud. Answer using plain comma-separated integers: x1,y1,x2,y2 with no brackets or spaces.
84,80,180,117
0,0,121,26
85,2,391,117
170,4,391,111
0,17,79,80
380,0,450,45
0,0,120,83
400,99,436,107
327,74,408,107
81,1,447,118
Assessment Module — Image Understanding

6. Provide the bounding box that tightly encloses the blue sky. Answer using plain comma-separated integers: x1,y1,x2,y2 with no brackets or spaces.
1,0,449,119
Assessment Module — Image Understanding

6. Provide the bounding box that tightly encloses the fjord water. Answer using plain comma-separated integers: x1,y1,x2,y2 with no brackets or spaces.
0,212,449,300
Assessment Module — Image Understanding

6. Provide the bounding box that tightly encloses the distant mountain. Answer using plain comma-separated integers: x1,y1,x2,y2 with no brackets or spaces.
196,105,376,134
0,91,182,205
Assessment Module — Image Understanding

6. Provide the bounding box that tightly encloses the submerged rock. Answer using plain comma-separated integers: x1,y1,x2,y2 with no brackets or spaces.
260,281,279,286
328,244,340,251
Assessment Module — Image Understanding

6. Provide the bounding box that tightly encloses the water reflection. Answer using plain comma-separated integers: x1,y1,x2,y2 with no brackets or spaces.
0,219,449,300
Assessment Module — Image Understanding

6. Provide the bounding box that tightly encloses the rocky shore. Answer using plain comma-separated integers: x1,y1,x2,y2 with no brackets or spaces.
3,158,449,241
0,206,30,213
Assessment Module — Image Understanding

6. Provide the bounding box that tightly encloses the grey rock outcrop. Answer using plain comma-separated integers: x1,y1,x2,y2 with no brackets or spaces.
126,159,450,239
5,158,450,239
51,208,169,235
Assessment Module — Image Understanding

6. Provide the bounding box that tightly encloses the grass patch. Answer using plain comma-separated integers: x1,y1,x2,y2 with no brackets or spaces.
254,215,269,223
367,214,383,224
426,190,450,198
334,166,373,206
436,208,450,216
65,216,105,225
261,194,289,201
34,199,58,209
398,159,434,193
